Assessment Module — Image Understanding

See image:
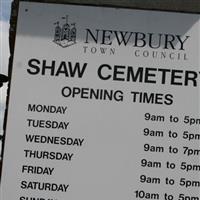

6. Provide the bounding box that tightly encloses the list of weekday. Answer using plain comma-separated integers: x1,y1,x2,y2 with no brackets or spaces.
21,103,84,199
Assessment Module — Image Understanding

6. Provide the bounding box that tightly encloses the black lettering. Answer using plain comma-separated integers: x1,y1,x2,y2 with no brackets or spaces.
164,34,175,49
176,35,190,50
114,31,133,46
98,64,112,80
185,71,198,87
68,62,87,78
134,32,146,47
41,60,55,75
27,59,40,75
113,65,126,81
101,30,113,45
85,29,99,44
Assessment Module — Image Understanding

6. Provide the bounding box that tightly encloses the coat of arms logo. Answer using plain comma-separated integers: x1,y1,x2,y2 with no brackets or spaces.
53,15,77,48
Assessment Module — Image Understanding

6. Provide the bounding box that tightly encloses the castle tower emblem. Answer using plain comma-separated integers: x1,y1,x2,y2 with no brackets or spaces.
53,15,77,48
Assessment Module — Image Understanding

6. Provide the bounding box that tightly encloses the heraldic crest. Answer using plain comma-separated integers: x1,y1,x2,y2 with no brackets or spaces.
53,15,77,48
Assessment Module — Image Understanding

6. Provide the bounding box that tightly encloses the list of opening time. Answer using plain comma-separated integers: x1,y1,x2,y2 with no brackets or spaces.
1,2,200,200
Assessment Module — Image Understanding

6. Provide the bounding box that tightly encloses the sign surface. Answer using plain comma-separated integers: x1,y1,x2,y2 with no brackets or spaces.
1,2,200,200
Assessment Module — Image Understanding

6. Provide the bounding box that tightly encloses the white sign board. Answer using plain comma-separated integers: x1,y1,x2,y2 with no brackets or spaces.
1,2,200,200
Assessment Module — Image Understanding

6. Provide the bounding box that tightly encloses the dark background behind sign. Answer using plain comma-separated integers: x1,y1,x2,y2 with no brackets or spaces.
19,0,200,13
